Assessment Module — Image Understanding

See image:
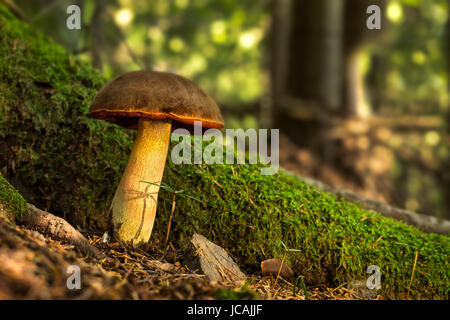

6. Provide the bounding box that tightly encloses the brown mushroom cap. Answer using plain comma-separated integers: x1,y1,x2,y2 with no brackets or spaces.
88,70,224,131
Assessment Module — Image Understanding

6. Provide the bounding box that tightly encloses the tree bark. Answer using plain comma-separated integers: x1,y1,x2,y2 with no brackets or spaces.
90,0,104,70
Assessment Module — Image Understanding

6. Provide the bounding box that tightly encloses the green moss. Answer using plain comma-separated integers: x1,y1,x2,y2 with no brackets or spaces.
0,174,28,221
156,153,449,299
0,5,133,228
0,4,448,299
214,285,260,300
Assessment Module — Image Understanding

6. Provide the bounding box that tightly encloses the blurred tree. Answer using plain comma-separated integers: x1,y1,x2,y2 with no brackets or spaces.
271,0,449,218
90,0,104,70
272,0,387,134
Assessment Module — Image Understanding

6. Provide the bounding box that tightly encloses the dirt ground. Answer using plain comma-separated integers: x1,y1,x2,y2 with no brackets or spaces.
0,212,384,300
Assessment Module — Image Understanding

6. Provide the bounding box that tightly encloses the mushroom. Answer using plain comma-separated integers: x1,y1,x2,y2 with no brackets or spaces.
88,71,224,243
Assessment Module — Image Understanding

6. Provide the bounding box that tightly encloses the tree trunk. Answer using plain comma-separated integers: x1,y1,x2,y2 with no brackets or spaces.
90,0,104,70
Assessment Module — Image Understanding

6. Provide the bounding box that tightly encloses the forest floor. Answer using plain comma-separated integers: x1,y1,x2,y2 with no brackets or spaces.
0,3,447,300
0,213,381,300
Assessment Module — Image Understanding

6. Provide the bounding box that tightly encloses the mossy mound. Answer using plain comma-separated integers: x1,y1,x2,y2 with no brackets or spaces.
0,4,133,229
0,5,448,299
0,174,27,221
156,158,449,299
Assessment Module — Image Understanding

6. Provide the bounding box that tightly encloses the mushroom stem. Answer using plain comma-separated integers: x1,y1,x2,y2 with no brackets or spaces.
111,118,172,243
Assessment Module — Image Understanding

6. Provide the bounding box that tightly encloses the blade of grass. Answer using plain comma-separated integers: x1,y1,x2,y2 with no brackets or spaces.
300,277,309,300
163,193,177,256
272,252,286,291
407,250,419,298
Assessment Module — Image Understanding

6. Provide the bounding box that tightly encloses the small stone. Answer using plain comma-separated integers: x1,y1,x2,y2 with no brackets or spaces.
159,262,177,272
348,280,378,299
183,233,246,283
261,258,294,279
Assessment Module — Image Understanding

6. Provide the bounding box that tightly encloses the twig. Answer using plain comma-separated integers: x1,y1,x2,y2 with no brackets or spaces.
21,203,104,259
30,0,62,23
2,0,26,21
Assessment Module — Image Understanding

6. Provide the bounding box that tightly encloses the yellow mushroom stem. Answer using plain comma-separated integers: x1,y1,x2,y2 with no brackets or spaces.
110,118,172,243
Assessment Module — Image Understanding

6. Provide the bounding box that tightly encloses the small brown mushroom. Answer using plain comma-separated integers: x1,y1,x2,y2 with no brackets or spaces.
88,71,223,244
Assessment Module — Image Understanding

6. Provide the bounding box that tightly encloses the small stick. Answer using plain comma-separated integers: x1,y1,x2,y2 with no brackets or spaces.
21,203,104,259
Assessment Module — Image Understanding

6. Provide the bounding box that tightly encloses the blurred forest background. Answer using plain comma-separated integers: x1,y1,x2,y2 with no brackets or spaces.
10,0,449,219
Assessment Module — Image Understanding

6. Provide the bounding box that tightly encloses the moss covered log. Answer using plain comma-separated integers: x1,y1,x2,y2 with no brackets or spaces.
0,5,448,299
0,4,132,229
0,174,27,221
